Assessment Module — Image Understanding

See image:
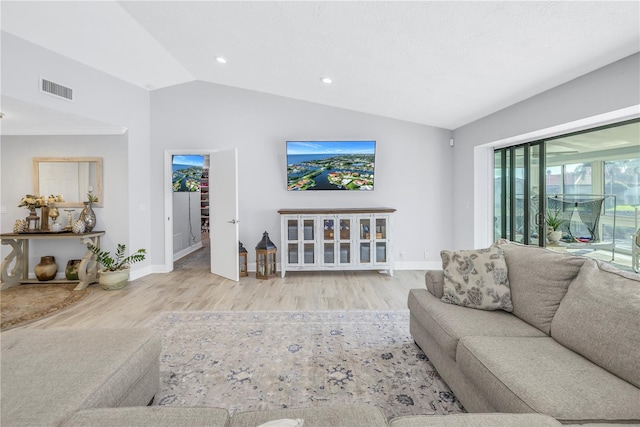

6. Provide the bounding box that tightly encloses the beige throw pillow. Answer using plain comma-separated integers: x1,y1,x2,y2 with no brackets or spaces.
441,245,513,312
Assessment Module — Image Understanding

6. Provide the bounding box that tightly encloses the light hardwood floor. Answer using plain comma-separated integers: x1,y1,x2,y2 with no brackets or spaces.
20,242,426,330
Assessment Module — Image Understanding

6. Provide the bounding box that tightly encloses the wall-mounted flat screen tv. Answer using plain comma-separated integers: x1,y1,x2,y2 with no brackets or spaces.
172,155,204,192
286,140,376,191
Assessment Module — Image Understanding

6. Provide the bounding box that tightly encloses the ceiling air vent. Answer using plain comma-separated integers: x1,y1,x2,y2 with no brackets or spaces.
40,78,74,102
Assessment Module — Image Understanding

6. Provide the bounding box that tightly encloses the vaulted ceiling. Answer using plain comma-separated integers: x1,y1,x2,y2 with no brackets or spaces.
1,1,639,130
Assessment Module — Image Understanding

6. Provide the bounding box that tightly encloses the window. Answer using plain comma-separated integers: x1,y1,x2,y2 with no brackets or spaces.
496,119,639,256
563,163,592,195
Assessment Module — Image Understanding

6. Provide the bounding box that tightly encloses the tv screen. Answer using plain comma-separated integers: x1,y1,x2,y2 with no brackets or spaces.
286,140,376,191
172,155,204,192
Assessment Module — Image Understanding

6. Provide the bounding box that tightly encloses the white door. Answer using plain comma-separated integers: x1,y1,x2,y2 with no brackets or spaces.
210,148,239,280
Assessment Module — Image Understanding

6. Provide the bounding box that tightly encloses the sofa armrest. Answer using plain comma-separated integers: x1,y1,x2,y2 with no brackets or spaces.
425,270,444,298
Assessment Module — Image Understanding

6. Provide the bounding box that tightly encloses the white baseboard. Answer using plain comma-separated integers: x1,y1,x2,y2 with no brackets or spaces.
130,265,154,281
134,259,440,281
173,242,203,262
393,261,441,270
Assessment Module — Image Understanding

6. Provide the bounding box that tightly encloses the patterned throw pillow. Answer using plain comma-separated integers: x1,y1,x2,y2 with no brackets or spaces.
440,245,513,312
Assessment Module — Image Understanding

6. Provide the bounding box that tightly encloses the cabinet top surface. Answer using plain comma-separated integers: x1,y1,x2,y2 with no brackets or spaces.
278,208,396,215
1,231,105,239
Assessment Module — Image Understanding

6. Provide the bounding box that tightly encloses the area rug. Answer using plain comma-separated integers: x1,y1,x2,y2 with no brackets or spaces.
1,283,92,331
147,310,465,419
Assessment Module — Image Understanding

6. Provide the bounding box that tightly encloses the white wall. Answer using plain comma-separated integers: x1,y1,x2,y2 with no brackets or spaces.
172,191,202,258
452,53,640,250
151,81,453,269
0,134,128,276
9,31,634,270
1,32,151,276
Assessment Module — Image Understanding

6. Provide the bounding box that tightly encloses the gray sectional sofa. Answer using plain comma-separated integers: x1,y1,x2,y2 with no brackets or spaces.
1,326,562,426
1,328,162,426
408,240,640,424
63,405,562,426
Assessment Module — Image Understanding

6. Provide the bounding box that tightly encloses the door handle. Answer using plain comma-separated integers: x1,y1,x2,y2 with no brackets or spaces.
227,219,238,224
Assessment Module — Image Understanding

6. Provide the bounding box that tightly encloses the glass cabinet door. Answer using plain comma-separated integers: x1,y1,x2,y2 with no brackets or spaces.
358,218,372,265
286,219,299,264
322,217,352,266
285,217,316,266
323,218,335,264
338,218,351,264
374,217,388,264
302,219,315,264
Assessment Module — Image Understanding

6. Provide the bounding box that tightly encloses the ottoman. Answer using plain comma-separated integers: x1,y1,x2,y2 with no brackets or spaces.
1,328,161,426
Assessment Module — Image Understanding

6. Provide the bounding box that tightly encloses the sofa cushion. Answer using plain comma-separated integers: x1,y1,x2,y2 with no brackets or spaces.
551,258,640,388
497,240,587,334
441,245,512,312
1,328,161,427
408,289,545,360
456,336,640,423
62,407,231,426
230,404,388,427
389,413,562,427
425,270,445,298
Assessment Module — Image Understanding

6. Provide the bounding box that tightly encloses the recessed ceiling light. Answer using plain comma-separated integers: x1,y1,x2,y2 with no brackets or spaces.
321,77,333,84
216,57,227,64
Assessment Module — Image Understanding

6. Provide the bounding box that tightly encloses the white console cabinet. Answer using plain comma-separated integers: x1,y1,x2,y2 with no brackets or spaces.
277,208,395,277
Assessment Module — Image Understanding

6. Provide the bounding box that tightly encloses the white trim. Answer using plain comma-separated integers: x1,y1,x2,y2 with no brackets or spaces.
130,265,154,281
1,127,127,136
484,106,639,149
173,241,203,262
473,105,640,249
474,145,495,248
394,261,441,270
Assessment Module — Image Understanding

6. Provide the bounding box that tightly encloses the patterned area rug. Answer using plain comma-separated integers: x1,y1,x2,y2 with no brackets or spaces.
147,310,464,419
0,283,92,331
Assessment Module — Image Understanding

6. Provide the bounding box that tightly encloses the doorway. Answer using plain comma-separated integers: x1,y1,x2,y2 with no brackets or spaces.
171,154,209,262
163,149,239,281
494,119,639,254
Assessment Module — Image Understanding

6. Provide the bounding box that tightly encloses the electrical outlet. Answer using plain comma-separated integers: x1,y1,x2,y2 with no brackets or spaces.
424,251,430,260
399,251,406,259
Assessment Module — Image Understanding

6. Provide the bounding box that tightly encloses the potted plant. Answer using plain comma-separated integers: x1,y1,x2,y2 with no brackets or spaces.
545,209,566,243
88,243,146,290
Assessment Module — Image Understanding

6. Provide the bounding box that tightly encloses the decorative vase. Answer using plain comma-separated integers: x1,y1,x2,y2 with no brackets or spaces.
72,219,86,234
35,255,58,281
98,268,130,290
65,259,82,280
49,206,60,226
80,202,96,232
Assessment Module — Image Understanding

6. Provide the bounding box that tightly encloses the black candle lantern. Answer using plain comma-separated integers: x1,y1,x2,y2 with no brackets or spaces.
255,231,277,279
238,241,248,277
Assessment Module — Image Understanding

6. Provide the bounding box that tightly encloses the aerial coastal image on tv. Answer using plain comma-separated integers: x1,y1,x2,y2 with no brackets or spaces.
286,140,376,191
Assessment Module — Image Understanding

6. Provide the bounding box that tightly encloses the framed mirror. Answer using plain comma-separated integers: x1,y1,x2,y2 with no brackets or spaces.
33,157,103,208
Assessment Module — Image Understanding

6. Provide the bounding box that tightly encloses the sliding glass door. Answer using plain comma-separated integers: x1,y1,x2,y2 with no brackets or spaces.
494,142,545,245
495,118,639,254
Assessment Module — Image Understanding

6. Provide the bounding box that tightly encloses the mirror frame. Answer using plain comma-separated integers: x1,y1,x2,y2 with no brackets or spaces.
33,157,103,208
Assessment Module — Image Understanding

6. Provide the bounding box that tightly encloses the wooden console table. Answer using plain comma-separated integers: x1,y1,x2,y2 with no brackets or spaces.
1,231,104,291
